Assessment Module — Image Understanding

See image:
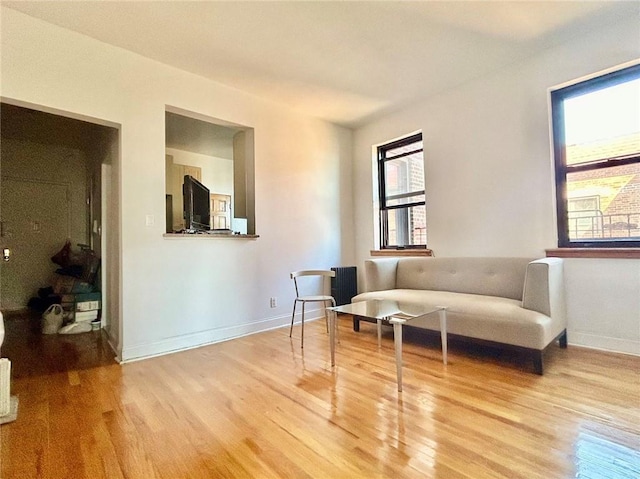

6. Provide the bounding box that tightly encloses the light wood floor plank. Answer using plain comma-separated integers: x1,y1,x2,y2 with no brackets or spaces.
1,314,639,478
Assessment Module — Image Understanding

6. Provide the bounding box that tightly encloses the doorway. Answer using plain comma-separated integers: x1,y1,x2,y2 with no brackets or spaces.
0,101,121,358
210,193,232,230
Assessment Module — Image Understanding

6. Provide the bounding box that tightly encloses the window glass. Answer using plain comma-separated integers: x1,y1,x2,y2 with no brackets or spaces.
384,140,424,159
384,204,426,247
378,133,426,248
383,154,425,198
551,64,640,247
566,163,639,241
564,78,640,166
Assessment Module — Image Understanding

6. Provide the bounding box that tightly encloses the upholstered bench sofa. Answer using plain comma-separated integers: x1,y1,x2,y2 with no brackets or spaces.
352,257,566,374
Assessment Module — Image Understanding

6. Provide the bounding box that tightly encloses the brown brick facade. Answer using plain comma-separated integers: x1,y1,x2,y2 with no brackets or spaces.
568,163,639,239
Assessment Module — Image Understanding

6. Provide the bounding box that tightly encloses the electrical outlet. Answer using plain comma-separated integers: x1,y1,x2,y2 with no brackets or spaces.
270,297,277,308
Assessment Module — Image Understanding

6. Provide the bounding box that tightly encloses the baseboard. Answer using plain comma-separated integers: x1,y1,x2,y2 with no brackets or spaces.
103,329,123,363
120,309,325,363
569,331,640,356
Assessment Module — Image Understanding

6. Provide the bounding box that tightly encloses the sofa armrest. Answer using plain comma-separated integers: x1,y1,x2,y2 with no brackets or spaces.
364,258,399,292
522,258,567,327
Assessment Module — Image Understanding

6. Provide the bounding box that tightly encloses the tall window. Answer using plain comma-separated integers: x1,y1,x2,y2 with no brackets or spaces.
378,133,426,249
551,64,640,248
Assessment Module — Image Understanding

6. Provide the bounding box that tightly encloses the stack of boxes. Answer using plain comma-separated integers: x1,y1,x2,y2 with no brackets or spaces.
71,292,101,326
57,288,101,328
50,244,102,330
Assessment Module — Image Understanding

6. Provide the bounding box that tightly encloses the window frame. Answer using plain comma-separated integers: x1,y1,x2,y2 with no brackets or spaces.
377,132,427,250
551,63,640,249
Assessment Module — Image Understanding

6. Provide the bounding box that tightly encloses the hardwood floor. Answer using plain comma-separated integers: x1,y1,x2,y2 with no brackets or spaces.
0,310,116,379
1,314,638,478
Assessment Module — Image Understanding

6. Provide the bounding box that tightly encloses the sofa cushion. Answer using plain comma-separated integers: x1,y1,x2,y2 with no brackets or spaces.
395,257,533,301
353,289,554,350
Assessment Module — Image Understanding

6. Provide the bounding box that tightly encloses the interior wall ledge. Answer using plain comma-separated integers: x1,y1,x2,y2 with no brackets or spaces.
545,248,640,259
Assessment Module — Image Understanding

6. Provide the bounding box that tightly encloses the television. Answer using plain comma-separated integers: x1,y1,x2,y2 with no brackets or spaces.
183,175,210,232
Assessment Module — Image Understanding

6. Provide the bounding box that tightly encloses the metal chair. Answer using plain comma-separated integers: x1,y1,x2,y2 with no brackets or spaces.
289,270,336,348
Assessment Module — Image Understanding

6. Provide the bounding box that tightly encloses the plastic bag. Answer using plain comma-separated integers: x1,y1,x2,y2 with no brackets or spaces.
42,304,64,334
58,322,92,335
51,240,72,268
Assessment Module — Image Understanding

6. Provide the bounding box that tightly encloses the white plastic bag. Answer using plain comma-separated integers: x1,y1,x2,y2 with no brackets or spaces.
58,322,92,335
42,304,64,334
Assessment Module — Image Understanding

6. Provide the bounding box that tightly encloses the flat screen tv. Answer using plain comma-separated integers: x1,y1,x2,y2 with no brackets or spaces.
183,175,210,232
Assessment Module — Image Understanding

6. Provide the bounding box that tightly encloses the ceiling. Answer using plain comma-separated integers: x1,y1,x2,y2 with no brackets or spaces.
3,1,637,128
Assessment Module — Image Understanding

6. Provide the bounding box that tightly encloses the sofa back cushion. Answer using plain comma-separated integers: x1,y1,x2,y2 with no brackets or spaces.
395,257,532,301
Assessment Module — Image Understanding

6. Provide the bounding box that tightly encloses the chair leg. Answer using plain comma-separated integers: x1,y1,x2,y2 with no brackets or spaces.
301,303,305,349
324,302,329,333
329,299,338,343
289,301,297,338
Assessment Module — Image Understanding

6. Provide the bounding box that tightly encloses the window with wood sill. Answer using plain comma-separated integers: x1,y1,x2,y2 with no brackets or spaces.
376,133,427,250
550,63,639,252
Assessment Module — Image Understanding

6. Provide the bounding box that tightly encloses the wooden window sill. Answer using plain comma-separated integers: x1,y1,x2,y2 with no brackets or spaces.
371,249,433,257
546,248,640,259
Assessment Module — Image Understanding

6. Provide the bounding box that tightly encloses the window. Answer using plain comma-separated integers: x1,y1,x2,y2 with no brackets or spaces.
165,108,256,235
551,64,640,248
377,133,426,249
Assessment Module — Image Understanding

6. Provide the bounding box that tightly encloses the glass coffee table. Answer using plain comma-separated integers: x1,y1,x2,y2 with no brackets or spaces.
327,299,447,392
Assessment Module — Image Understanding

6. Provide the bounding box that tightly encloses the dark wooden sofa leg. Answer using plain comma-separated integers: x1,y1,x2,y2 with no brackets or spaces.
533,351,544,375
559,329,568,348
353,315,360,332
532,330,566,375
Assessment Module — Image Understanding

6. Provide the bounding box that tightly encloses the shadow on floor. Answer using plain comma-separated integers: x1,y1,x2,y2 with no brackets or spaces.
1,309,117,379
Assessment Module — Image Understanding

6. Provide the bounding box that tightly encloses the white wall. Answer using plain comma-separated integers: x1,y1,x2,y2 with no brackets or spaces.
1,7,354,360
353,16,640,355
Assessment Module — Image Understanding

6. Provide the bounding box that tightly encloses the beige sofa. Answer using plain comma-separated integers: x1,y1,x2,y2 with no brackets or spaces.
352,257,567,374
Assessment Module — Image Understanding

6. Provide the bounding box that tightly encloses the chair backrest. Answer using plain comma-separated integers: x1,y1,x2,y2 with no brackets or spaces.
290,270,335,298
290,270,335,279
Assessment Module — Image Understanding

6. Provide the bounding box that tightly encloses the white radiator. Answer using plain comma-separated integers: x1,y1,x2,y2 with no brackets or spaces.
0,358,11,417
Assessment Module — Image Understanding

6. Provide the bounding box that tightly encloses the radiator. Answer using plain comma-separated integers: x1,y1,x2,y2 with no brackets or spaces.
331,266,357,306
0,358,10,417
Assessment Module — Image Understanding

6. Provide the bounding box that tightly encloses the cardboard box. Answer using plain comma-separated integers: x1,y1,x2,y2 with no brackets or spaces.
78,292,100,301
75,310,99,322
53,276,76,294
76,300,101,312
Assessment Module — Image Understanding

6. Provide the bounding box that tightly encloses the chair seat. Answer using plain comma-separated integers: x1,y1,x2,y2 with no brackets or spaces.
297,295,334,302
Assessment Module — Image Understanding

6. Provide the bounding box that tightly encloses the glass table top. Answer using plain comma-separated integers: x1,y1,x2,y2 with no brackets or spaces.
328,299,443,322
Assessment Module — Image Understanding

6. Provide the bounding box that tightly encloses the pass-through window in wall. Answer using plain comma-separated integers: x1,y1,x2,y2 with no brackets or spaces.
165,108,255,235
377,133,427,249
551,63,640,248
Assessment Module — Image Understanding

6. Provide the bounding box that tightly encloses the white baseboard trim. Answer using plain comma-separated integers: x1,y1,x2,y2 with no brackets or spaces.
104,330,123,363
120,309,325,363
568,331,640,356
